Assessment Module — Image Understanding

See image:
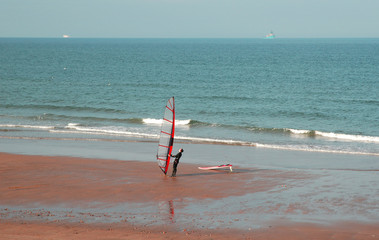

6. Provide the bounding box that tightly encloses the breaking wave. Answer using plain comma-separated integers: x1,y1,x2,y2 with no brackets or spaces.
61,123,158,138
255,143,379,156
1,120,378,156
142,118,191,126
0,124,55,130
1,121,378,144
287,128,379,143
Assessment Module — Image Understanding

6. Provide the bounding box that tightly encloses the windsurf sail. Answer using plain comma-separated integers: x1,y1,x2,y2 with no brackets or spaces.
156,97,175,175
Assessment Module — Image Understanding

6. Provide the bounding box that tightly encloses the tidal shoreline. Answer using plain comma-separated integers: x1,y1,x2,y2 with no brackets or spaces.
1,151,378,239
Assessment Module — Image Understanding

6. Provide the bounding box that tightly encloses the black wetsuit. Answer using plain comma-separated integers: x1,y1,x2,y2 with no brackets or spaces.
170,152,182,177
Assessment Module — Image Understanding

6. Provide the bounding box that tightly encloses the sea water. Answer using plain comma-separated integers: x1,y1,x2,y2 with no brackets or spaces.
0,38,378,158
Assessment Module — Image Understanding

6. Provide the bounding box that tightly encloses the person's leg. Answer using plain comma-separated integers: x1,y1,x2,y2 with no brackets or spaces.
171,162,177,177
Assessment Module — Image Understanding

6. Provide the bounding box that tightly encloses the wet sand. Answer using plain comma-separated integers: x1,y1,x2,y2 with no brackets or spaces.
1,221,378,240
1,152,378,239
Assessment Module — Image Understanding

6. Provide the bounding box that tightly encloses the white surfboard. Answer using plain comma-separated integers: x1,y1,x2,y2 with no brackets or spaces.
198,164,233,172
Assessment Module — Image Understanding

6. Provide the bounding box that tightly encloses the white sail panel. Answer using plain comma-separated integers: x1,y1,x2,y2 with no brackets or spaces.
156,97,175,174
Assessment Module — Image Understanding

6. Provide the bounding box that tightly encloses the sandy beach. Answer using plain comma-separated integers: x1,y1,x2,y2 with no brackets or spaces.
1,151,378,239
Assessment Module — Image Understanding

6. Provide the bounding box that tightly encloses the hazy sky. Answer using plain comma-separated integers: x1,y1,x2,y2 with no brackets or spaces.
1,0,378,38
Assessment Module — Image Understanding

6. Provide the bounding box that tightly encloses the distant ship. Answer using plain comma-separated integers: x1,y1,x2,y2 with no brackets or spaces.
265,31,275,39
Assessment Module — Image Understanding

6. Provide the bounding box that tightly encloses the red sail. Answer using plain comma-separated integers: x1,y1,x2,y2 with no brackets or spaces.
156,97,175,175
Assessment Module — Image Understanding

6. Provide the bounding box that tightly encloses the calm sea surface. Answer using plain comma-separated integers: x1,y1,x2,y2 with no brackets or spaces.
1,38,378,156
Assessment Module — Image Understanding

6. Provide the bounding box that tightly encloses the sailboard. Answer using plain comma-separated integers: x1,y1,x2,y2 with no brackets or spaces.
156,97,175,175
198,164,233,172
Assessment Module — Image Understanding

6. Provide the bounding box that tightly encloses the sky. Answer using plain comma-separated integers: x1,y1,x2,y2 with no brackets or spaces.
1,0,378,38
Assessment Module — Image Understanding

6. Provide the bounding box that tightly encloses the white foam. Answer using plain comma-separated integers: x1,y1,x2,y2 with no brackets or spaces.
67,123,81,127
58,124,159,138
0,124,55,130
142,118,191,126
288,128,379,143
256,143,379,156
175,135,255,146
287,128,311,134
142,118,162,125
315,131,379,143
176,119,191,125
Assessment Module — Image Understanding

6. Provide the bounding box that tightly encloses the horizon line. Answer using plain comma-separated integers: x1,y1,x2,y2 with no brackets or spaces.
1,36,379,39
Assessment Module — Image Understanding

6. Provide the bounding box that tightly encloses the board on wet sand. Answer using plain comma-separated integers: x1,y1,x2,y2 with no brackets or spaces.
198,164,233,172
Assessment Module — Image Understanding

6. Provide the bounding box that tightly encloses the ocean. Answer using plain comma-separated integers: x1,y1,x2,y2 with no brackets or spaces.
1,38,378,159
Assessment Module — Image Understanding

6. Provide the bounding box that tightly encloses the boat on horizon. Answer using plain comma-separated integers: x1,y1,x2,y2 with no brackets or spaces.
265,31,275,39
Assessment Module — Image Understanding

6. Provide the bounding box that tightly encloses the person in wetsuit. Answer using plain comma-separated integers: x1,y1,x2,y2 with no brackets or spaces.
170,148,183,177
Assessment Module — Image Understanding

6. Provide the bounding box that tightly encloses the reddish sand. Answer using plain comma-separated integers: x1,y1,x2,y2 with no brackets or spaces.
1,221,378,240
1,152,378,239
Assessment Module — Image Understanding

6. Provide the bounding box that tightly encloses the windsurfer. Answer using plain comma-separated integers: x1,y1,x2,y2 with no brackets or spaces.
169,148,183,177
